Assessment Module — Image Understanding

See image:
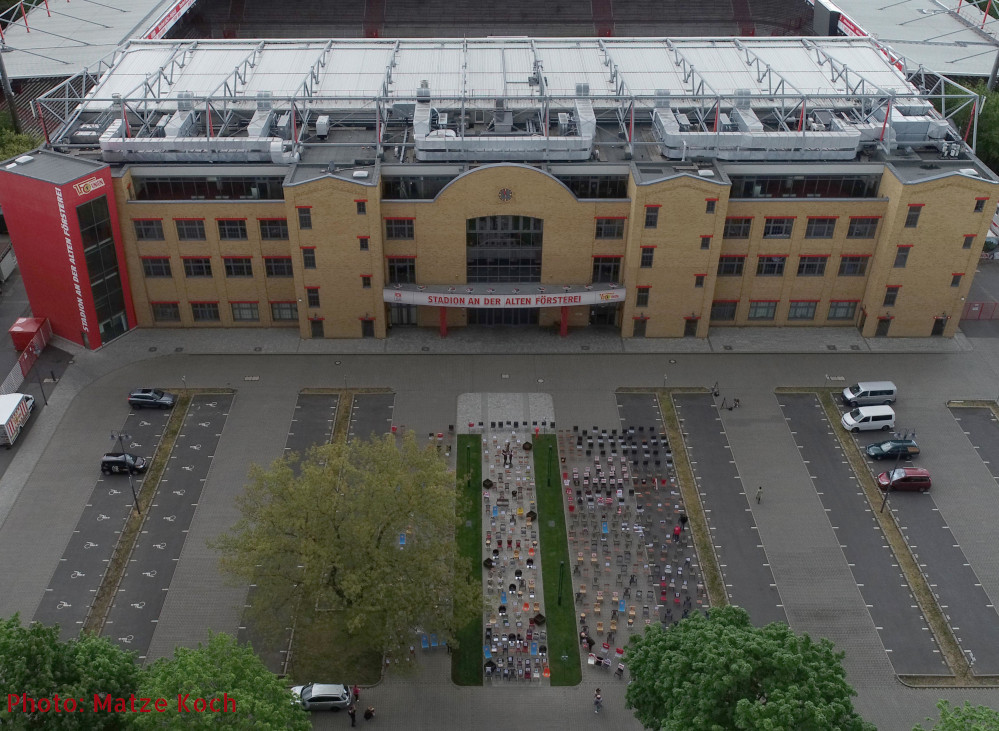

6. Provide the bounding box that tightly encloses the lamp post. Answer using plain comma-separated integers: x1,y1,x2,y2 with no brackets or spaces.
111,431,141,515
557,560,565,606
547,444,553,488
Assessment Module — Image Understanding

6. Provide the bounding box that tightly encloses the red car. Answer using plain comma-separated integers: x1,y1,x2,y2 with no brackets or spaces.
877,467,931,492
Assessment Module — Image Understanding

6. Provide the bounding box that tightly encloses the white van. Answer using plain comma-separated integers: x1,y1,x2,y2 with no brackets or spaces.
841,381,897,407
841,405,895,433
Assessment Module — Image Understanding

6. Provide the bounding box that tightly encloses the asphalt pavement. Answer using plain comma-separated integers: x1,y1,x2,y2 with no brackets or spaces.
349,393,396,442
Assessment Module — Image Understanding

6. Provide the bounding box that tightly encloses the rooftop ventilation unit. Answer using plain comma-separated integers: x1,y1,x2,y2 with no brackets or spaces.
576,83,589,97
177,92,195,112
256,91,273,111
417,80,430,103
733,89,751,110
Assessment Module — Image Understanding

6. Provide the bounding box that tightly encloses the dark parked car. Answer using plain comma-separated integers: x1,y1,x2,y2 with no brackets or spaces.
877,467,931,492
865,439,920,460
128,388,177,409
101,453,148,475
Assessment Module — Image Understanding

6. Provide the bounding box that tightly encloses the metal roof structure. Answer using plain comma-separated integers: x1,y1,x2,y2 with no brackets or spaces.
0,0,195,80
810,0,999,78
34,36,981,167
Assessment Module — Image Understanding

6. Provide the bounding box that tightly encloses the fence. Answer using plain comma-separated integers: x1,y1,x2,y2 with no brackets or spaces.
0,321,52,394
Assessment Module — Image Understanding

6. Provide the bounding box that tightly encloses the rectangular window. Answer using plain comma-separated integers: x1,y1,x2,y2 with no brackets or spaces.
748,301,777,320
894,246,910,268
297,207,312,230
175,219,206,241
264,257,294,277
356,200,367,215
385,218,415,239
133,219,164,241
964,235,976,249
975,198,988,213
838,255,869,276
763,217,793,239
302,248,316,269
306,288,320,308
183,257,212,277
883,286,900,306
387,258,416,284
592,256,622,283
797,256,827,276
231,302,259,321
217,219,248,240
271,301,299,321
151,302,180,322
700,236,712,250
191,302,220,322
636,286,650,307
359,236,370,251
952,273,964,287
595,218,626,239
259,218,289,240
644,206,659,229
640,247,655,268
723,217,752,239
846,217,879,239
142,257,171,277
756,255,786,276
904,205,922,228
787,301,817,320
694,274,705,288
361,275,372,289
828,301,858,320
224,257,253,277
710,300,738,321
805,217,836,239
705,199,717,214
717,256,745,276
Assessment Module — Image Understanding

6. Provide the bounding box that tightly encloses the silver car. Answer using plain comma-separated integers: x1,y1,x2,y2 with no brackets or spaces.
290,683,351,711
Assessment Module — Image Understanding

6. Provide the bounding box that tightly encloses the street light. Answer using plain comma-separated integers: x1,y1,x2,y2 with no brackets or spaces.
557,560,565,606
110,431,141,515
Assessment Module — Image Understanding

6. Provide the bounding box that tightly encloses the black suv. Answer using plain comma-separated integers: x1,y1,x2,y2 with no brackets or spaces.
101,453,148,475
128,388,177,409
865,439,919,460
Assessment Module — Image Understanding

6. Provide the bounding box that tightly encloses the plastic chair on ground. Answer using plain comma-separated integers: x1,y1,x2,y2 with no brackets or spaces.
421,634,430,650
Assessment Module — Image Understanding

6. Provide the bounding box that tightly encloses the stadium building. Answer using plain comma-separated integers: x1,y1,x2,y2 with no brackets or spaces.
0,36,993,348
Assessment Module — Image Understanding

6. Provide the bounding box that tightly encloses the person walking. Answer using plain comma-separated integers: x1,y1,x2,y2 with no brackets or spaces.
347,703,357,727
352,684,360,703
594,688,603,713
755,486,763,504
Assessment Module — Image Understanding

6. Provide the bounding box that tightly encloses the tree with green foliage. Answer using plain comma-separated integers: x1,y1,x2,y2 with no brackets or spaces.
914,699,999,730
0,126,39,161
133,632,308,730
212,433,481,680
0,614,138,729
625,605,874,731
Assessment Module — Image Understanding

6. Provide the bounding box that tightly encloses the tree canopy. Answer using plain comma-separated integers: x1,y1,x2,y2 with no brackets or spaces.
914,700,999,731
213,433,480,679
0,127,39,161
625,605,874,731
133,632,309,730
0,614,138,730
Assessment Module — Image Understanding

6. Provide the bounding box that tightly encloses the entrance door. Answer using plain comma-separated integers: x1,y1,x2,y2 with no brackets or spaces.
683,319,698,337
874,318,891,337
467,308,539,326
590,304,619,327
389,304,417,326
362,319,375,337
633,318,648,338
931,317,946,336
310,319,324,338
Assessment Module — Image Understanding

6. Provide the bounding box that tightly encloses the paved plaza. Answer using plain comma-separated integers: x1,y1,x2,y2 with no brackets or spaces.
3,315,999,729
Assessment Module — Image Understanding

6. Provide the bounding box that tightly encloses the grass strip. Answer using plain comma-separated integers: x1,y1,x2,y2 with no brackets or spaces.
657,389,727,608
533,434,581,686
452,435,483,685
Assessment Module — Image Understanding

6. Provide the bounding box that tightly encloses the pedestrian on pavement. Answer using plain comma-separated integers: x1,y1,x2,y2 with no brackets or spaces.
734,398,741,408
352,684,360,703
594,688,603,713
347,704,357,727
673,524,681,543
756,486,763,504
363,706,376,720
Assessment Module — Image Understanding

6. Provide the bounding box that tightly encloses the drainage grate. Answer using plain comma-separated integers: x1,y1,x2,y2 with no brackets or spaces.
174,347,184,352
148,347,157,352
581,345,590,351
254,346,262,352
421,346,430,352
723,345,733,351
850,345,861,351
826,345,837,351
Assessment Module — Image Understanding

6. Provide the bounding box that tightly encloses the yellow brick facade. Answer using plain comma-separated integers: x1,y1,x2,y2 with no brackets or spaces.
114,162,996,339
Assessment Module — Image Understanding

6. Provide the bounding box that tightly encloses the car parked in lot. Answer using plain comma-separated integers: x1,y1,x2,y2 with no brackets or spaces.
290,683,351,711
865,439,920,460
100,453,148,475
128,388,177,409
877,467,931,492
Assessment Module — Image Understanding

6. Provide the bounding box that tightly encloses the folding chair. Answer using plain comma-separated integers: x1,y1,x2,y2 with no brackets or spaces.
430,634,439,649
421,634,430,650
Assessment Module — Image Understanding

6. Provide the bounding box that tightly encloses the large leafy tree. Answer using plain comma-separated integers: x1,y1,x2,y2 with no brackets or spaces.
0,614,138,729
133,632,308,730
625,606,874,731
914,700,999,730
213,433,480,678
0,127,39,161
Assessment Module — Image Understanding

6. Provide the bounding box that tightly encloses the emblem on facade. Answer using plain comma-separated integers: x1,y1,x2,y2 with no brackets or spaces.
498,187,513,202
